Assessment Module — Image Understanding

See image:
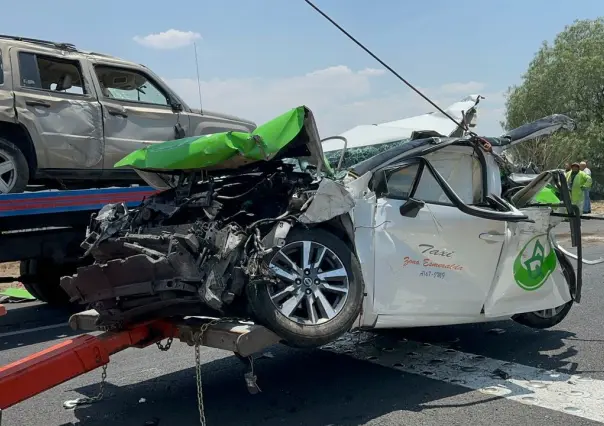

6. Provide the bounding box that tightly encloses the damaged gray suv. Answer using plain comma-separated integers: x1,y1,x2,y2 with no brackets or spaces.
0,35,255,193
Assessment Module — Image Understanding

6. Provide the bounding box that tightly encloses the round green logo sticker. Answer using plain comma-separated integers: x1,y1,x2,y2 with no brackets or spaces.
513,234,557,291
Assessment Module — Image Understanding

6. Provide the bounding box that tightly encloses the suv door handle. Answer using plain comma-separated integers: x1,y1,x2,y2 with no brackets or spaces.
107,107,128,118
479,231,505,243
26,100,51,108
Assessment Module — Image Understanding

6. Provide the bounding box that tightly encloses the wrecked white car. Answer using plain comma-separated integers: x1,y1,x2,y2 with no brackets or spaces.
60,106,585,349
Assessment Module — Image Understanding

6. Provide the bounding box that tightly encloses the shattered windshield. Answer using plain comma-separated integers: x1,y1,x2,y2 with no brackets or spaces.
325,139,410,170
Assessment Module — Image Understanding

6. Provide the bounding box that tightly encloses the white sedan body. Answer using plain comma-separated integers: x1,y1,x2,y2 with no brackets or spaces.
347,144,572,330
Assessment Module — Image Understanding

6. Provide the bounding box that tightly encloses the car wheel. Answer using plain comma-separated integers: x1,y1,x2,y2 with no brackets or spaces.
0,137,29,194
20,259,72,306
512,250,574,329
247,227,364,348
511,302,573,329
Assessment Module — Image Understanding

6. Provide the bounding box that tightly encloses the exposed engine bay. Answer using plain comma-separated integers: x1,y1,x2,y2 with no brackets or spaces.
61,163,322,329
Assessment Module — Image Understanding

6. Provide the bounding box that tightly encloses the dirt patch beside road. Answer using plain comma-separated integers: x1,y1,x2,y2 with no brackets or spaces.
591,200,604,215
0,262,20,290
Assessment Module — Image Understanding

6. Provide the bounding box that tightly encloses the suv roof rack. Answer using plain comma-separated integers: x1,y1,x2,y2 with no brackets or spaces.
0,34,77,51
86,51,116,59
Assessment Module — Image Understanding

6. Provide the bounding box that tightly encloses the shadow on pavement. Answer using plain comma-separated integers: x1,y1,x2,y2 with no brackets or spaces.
0,302,80,351
376,320,583,375
67,323,583,426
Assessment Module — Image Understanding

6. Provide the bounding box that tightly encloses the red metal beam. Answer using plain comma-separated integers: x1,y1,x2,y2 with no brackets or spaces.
0,320,175,410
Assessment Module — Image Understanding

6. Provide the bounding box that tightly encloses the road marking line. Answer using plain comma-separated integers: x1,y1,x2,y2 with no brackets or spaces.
0,323,66,339
327,337,604,423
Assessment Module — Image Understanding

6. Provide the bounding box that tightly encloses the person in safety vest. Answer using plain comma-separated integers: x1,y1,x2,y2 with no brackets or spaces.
565,162,592,214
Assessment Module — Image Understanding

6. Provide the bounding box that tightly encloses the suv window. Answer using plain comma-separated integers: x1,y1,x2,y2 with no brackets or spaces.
18,52,85,95
95,66,170,106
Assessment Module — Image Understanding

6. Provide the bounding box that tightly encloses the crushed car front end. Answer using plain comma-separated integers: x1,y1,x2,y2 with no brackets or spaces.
60,106,364,348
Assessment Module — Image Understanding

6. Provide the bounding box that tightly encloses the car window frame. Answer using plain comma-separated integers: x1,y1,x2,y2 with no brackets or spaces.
16,50,89,97
381,159,454,207
377,156,529,222
379,146,488,207
93,64,173,109
411,164,455,206
382,162,420,201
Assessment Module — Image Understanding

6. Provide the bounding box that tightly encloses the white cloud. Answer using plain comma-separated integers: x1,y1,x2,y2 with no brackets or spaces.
440,81,486,94
133,29,201,49
164,66,504,136
358,68,387,76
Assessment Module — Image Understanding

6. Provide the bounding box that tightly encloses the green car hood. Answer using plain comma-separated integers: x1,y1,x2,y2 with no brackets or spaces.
115,106,332,176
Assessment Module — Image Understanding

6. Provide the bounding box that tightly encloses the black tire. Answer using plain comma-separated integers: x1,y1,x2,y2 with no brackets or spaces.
247,227,364,348
512,301,573,329
0,137,29,193
512,250,574,329
20,259,72,306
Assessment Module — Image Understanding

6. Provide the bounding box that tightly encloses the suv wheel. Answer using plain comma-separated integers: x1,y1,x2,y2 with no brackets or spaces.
0,137,29,193
20,259,72,306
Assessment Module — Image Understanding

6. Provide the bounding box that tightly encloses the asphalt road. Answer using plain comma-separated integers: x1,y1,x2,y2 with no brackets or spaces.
1,221,604,426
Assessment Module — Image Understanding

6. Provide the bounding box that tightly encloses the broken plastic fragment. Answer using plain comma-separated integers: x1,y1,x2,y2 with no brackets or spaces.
298,179,355,224
245,371,261,394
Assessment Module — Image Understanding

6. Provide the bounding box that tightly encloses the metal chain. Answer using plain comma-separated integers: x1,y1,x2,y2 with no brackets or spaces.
194,336,206,426
193,318,239,426
62,364,108,409
156,337,173,351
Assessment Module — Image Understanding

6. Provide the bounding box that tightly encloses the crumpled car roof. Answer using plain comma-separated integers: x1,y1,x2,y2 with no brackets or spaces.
485,114,577,151
349,114,577,177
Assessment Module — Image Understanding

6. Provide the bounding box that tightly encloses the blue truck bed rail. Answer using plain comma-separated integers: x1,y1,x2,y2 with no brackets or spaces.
0,186,159,264
0,186,158,218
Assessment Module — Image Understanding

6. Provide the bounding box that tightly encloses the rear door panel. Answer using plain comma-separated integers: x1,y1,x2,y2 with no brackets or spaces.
483,207,572,317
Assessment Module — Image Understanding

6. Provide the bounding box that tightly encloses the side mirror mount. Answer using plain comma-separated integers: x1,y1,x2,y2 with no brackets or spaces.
399,198,425,218
170,99,183,112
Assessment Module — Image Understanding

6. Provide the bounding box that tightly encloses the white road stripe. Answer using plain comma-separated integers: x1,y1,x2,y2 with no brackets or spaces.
0,323,66,339
326,337,604,423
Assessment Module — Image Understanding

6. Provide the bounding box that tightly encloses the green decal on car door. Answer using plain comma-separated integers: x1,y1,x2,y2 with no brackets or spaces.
513,234,557,291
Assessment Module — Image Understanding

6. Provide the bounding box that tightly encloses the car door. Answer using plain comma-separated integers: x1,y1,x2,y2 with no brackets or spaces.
482,173,573,317
10,47,104,172
90,62,185,173
372,146,511,322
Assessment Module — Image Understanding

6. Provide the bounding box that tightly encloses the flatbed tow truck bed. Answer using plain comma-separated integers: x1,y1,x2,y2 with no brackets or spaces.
0,310,281,425
0,186,158,233
0,187,282,425
0,186,159,300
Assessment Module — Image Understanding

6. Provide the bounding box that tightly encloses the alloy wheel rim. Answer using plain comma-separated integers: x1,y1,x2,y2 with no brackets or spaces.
267,240,350,325
532,304,566,319
0,150,16,193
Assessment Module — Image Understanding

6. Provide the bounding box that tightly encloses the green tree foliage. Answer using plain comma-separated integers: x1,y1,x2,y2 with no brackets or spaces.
503,18,604,180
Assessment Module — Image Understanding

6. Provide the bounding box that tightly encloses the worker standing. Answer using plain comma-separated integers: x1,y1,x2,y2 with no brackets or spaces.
565,162,592,214
580,161,592,214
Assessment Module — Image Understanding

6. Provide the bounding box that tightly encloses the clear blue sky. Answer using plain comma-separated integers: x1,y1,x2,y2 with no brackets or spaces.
2,0,603,135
